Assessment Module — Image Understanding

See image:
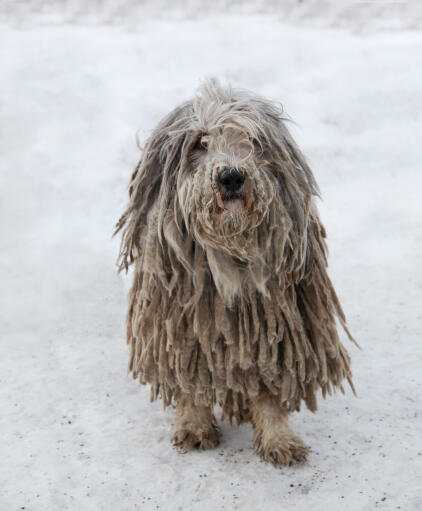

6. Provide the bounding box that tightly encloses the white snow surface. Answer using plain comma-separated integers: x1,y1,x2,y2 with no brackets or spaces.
1,10,422,511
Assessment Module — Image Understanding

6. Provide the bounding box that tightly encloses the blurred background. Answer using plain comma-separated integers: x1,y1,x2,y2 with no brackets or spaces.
1,2,421,510
2,0,422,29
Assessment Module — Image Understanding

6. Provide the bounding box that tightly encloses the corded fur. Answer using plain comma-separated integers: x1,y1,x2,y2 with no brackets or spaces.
115,80,356,424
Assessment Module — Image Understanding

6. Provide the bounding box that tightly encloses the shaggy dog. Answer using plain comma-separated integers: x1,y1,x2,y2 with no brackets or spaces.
115,80,356,466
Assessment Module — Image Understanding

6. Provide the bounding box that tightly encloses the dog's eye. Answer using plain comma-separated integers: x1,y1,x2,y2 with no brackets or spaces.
250,137,263,153
193,133,208,151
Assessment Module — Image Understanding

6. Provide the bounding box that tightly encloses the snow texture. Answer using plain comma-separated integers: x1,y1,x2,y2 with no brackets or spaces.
1,4,422,511
2,0,422,31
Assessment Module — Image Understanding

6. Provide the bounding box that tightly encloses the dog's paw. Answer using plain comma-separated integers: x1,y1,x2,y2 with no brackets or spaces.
255,435,309,466
172,424,220,452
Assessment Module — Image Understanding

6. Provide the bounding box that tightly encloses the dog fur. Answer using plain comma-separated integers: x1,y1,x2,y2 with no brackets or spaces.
115,80,356,465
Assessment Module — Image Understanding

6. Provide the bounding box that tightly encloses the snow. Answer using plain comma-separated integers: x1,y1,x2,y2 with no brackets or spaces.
1,6,422,511
2,0,422,31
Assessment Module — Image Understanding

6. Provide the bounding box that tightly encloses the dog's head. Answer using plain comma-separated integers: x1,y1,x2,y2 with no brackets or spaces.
176,83,277,258
116,80,321,295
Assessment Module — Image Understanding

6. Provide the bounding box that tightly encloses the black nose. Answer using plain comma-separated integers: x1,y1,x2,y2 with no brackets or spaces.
218,168,245,193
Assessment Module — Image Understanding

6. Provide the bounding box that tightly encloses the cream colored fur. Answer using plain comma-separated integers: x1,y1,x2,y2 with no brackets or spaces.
251,394,309,465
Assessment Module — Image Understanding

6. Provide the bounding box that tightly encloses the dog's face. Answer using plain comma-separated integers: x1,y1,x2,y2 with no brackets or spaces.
177,122,276,257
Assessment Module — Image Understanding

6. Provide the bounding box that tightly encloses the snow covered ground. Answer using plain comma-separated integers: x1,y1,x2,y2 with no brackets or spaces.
1,6,422,511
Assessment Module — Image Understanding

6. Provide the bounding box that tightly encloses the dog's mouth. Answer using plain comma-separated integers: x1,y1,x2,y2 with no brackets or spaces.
221,192,246,213
222,191,244,202
214,188,255,217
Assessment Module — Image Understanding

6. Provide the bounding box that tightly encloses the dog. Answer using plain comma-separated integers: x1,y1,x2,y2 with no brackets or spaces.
115,80,356,466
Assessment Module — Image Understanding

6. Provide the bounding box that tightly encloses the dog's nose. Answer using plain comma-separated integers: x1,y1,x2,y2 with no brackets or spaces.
218,168,245,193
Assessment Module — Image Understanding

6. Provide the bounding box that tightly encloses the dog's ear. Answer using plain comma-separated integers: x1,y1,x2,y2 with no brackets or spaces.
114,102,193,272
259,106,321,279
264,109,320,205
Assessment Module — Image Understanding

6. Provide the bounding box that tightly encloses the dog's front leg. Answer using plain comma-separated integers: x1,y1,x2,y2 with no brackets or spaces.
172,394,220,451
251,394,309,466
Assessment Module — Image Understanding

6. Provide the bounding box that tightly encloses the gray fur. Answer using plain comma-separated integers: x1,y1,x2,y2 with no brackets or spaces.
115,80,356,423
